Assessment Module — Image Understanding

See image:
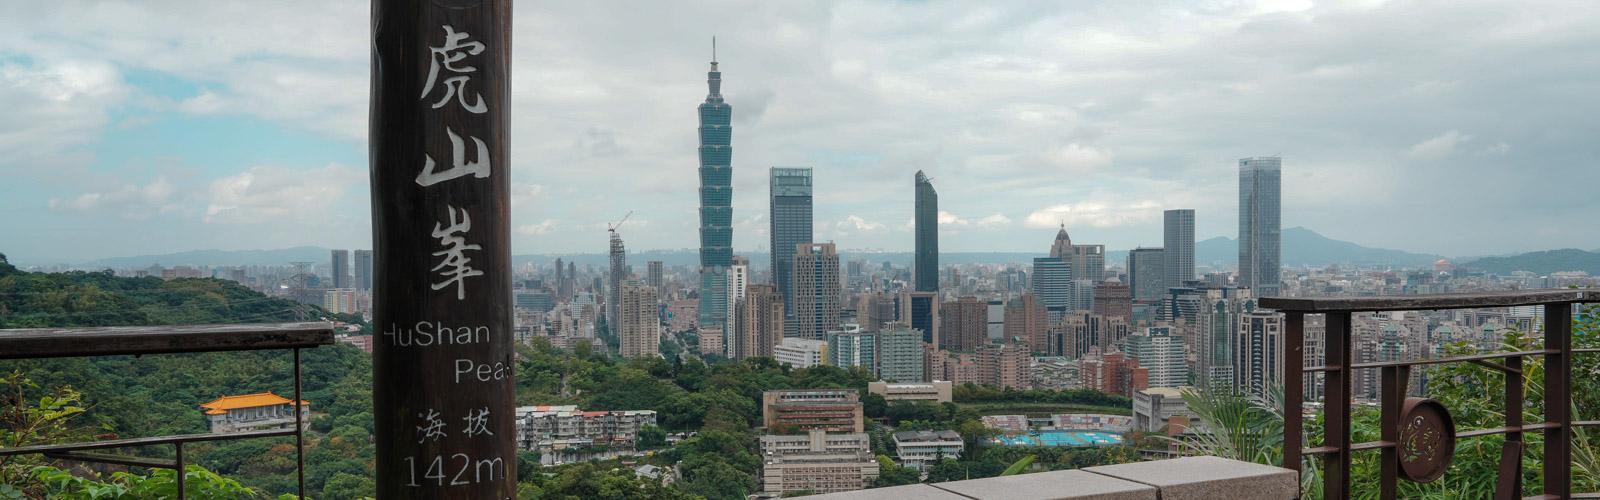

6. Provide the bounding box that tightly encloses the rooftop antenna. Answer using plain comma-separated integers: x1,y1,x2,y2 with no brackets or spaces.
712,36,717,63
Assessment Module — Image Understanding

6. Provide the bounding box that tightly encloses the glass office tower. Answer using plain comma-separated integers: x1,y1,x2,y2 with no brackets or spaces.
698,49,734,336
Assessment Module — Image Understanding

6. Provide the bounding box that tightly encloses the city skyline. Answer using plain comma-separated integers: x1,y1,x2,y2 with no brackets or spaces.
4,2,1600,264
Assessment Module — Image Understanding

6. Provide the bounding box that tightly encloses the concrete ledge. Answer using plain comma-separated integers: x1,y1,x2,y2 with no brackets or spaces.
1085,456,1298,500
935,469,1157,500
804,484,971,499
801,456,1296,500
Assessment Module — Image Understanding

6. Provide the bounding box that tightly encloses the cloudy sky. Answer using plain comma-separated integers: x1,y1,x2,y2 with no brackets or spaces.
2,0,1597,264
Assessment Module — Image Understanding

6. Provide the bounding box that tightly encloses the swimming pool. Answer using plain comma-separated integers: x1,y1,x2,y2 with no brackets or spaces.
991,430,1124,447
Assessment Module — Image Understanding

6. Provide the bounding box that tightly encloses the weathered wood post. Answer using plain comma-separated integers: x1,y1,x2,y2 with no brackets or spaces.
370,0,514,497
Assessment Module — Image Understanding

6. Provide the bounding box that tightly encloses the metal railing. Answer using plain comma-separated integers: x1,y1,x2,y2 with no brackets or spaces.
0,322,334,499
1262,290,1599,499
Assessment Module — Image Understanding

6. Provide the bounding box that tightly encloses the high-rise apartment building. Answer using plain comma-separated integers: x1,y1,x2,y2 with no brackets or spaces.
698,47,734,347
618,280,660,359
1127,247,1166,302
1056,312,1129,359
1195,287,1253,388
913,171,938,292
1238,157,1281,297
608,230,627,329
876,323,925,383
793,243,842,341
1125,326,1187,388
739,284,784,359
1080,349,1149,398
724,256,749,358
827,326,875,372
353,250,372,291
646,260,664,291
975,339,1032,389
770,167,813,333
1163,209,1195,290
1236,310,1283,397
939,296,987,352
1003,294,1047,354
330,249,350,289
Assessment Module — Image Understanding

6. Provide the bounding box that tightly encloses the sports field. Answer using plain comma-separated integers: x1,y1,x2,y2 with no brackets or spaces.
992,430,1124,447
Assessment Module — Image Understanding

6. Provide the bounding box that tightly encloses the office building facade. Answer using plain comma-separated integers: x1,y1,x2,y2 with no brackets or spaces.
698,50,735,346
1163,209,1195,290
770,167,813,333
913,171,938,292
1238,157,1281,297
793,243,841,340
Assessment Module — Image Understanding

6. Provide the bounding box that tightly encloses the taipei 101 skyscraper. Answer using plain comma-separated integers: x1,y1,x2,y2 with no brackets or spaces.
698,38,734,347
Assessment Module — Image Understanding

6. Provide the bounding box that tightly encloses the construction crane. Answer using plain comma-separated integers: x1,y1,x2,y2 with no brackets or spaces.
608,210,633,234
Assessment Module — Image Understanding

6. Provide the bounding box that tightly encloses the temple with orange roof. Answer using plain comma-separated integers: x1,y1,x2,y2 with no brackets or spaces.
198,391,310,434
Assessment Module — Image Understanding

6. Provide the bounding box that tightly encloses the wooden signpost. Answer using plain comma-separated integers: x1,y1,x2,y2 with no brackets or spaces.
369,0,514,497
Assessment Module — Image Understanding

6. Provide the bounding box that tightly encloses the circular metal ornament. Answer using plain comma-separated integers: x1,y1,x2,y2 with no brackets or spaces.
1398,397,1456,483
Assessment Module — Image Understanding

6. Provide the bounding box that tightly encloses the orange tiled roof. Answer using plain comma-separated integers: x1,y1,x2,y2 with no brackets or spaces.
199,392,308,415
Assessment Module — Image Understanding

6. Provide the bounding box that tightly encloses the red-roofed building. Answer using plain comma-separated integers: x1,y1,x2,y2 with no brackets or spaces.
199,392,310,434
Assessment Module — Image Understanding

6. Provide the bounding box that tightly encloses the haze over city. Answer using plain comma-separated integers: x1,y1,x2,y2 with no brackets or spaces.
3,0,1598,265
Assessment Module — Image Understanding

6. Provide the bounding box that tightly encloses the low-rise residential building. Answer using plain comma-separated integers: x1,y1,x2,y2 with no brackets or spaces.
514,405,657,463
892,430,964,470
867,380,953,403
773,338,829,368
1133,387,1196,436
199,392,310,434
762,389,864,433
1031,356,1079,390
760,429,878,494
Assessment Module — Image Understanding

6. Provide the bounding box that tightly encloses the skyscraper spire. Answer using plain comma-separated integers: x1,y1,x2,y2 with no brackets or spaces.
712,36,718,63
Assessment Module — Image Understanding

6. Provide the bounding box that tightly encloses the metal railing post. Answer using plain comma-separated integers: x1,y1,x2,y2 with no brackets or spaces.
294,347,306,499
1546,302,1573,497
1285,311,1304,485
1325,311,1353,498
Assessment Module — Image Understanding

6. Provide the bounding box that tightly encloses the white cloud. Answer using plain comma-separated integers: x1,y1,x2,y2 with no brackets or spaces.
203,163,363,224
511,183,547,207
838,215,884,232
976,213,1012,228
1024,201,1160,229
518,219,559,235
0,59,127,176
1044,143,1113,171
1407,130,1471,161
48,177,178,218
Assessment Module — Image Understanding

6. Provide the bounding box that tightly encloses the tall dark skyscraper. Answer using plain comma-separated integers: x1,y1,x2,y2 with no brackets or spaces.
698,40,734,334
769,167,812,331
914,170,938,292
1239,157,1281,297
330,249,350,289
1163,209,1195,290
353,249,372,291
608,229,627,329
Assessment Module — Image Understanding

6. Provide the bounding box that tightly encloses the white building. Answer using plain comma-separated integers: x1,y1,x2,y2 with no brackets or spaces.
892,430,964,470
773,337,828,368
760,429,877,494
868,380,952,403
1133,387,1195,435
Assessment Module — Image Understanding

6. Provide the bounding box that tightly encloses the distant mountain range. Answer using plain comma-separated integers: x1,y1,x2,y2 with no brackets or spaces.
37,226,1504,272
1458,249,1600,275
